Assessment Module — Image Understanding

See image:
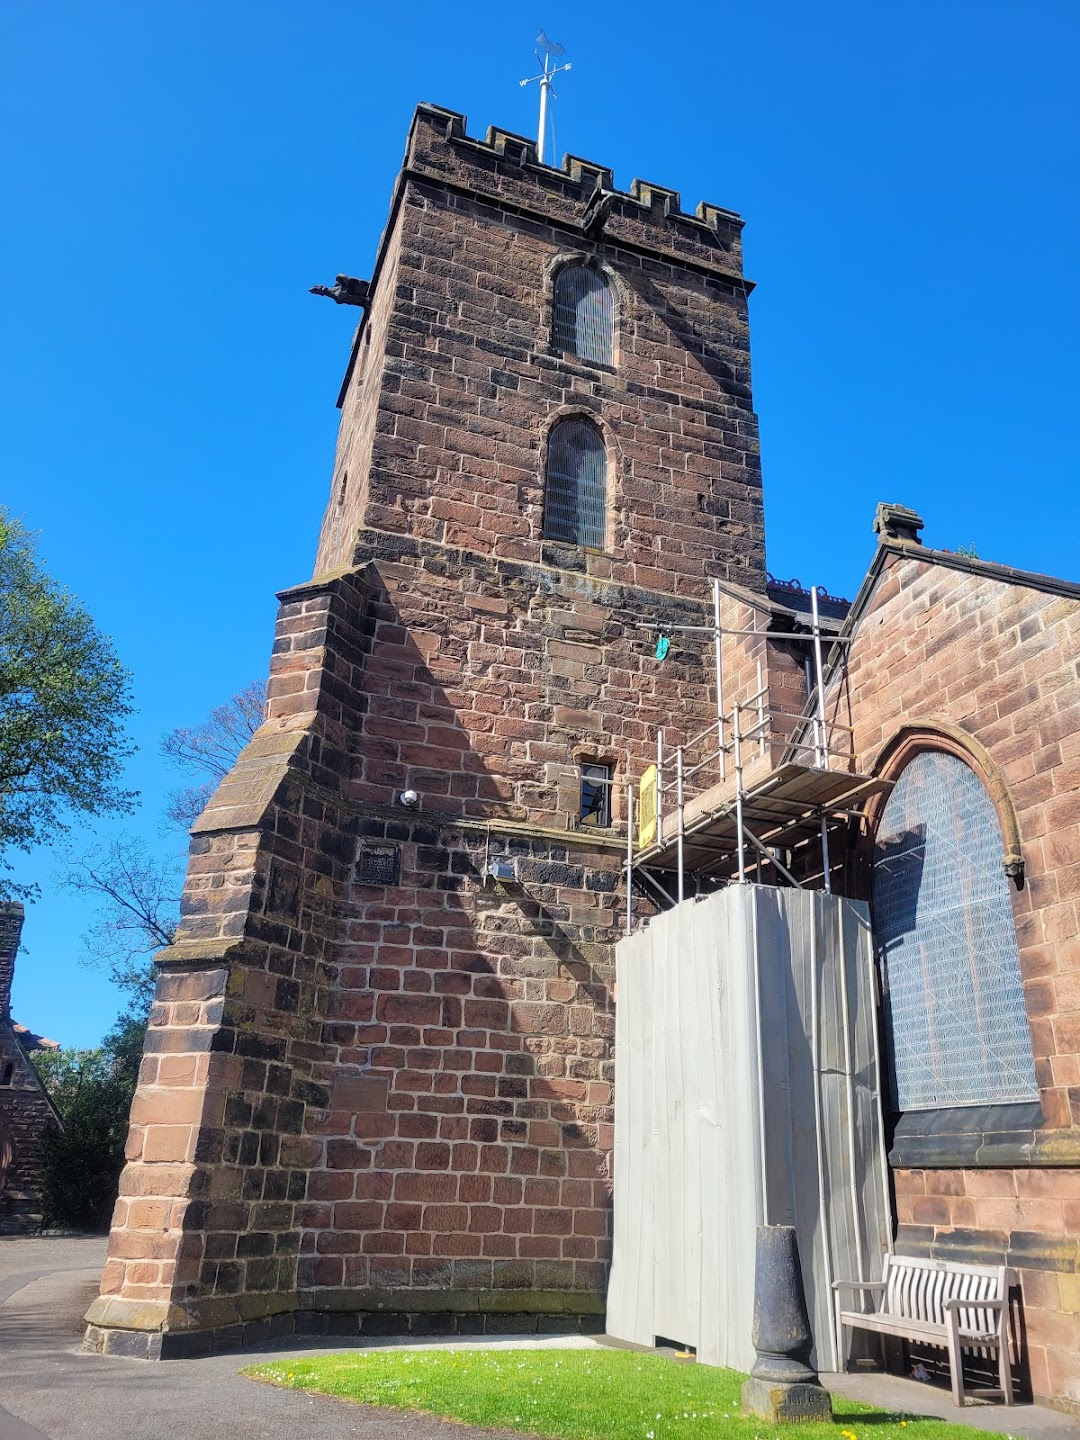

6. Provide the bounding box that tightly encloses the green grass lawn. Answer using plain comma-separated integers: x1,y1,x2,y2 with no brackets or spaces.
244,1346,1004,1440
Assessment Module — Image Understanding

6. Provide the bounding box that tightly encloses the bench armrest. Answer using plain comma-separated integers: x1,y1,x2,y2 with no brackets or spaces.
943,1297,1004,1312
832,1280,886,1293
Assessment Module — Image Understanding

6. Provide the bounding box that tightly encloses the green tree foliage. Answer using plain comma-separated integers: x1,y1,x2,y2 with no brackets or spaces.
32,1010,145,1231
0,512,134,897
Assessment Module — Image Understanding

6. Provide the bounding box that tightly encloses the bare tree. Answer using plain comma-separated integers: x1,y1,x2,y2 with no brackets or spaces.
161,680,265,829
61,681,266,1002
61,837,180,1004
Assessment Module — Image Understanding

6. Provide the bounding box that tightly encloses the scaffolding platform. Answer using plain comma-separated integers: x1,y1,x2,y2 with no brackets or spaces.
636,762,891,876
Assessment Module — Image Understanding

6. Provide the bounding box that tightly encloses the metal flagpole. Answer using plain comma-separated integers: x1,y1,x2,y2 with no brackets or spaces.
519,31,571,165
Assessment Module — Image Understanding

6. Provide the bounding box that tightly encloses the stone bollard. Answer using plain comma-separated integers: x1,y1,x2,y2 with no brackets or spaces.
741,1224,832,1424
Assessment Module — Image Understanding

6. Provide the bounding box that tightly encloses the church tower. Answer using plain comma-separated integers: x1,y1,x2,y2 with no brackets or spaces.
85,105,766,1356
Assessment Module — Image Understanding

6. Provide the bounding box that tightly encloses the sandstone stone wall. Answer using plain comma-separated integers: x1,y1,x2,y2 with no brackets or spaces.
839,543,1080,1411
316,105,765,593
88,106,768,1354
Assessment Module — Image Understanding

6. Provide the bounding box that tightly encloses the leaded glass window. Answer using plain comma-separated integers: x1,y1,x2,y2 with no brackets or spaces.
543,418,607,549
553,265,614,366
872,750,1039,1112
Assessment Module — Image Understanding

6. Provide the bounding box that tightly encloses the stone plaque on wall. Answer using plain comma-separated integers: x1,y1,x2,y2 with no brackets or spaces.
357,844,400,886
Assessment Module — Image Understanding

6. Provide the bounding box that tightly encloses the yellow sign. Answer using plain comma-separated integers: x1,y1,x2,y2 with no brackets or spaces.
638,765,657,849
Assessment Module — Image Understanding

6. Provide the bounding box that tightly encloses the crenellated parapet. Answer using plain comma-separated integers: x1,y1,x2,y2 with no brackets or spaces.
402,103,747,282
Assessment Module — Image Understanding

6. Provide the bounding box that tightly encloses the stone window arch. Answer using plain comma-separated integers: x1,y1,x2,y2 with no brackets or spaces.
872,747,1039,1112
552,263,615,366
543,416,607,549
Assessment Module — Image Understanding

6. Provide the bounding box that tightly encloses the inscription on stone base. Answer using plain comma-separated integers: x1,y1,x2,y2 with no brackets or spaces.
741,1378,833,1424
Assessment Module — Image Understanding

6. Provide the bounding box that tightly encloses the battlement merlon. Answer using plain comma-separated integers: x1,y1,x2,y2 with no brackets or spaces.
405,103,748,279
336,103,753,406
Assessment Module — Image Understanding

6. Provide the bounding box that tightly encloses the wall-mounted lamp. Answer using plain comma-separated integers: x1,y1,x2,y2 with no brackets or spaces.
486,859,515,882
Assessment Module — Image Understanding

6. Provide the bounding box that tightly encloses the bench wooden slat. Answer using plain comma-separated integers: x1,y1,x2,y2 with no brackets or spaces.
837,1310,999,1344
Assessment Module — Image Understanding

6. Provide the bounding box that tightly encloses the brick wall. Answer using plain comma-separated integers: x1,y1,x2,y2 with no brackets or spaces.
838,542,1080,1411
0,906,60,1235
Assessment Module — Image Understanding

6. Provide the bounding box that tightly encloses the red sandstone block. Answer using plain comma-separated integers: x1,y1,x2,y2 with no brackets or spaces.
129,1090,206,1127
959,1169,1016,1197
1021,1268,1062,1310
308,1170,354,1201
395,1172,458,1203
107,1230,181,1261
432,1231,483,1258
127,1199,172,1231
1013,1169,1080,1200
976,1196,1064,1230
502,1207,535,1235
375,1141,417,1169
142,1126,193,1164
334,1201,386,1230
353,1172,395,1200
534,1207,573,1236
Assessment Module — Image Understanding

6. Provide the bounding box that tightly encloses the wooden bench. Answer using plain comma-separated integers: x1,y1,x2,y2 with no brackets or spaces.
833,1254,1014,1407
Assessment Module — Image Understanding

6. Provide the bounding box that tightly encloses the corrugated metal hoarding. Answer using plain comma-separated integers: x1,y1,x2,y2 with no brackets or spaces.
607,884,891,1372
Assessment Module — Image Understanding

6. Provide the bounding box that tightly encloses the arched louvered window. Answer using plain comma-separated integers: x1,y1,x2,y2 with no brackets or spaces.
872,750,1039,1112
543,417,607,549
553,265,614,366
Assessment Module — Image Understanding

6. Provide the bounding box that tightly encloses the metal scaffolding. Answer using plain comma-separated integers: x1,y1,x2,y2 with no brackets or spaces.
624,579,890,932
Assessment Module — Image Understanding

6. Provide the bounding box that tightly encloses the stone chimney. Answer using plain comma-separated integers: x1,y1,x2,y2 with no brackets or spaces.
0,903,25,1023
873,502,925,544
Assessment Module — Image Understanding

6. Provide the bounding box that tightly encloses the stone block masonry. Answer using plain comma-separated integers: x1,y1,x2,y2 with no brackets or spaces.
830,541,1080,1412
317,104,765,593
88,102,769,1354
0,905,61,1235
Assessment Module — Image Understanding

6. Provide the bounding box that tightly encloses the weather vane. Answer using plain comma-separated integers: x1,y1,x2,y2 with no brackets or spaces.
520,30,571,165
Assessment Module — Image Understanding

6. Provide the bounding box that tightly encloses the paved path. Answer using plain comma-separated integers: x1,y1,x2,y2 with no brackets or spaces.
0,1236,549,1440
3,1235,1079,1440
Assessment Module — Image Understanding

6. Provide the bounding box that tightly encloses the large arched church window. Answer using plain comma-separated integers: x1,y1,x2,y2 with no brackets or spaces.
543,417,607,550
552,264,615,366
872,749,1039,1112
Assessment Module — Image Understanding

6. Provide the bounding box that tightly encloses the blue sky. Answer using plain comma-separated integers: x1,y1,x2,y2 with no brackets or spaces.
3,1,1078,1046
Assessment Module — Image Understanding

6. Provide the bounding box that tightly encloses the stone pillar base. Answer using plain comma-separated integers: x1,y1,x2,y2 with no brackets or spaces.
741,1377,833,1423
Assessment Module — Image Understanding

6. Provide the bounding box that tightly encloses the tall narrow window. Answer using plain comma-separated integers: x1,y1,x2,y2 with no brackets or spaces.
580,763,613,828
553,265,614,366
872,750,1039,1112
544,418,607,549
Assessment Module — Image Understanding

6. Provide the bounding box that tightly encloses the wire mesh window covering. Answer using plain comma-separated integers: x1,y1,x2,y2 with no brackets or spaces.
543,418,607,549
553,265,615,366
872,751,1039,1112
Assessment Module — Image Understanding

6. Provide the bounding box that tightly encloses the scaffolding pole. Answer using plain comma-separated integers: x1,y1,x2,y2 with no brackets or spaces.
713,579,726,781
676,746,685,903
625,780,634,936
733,703,746,884
811,586,833,894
